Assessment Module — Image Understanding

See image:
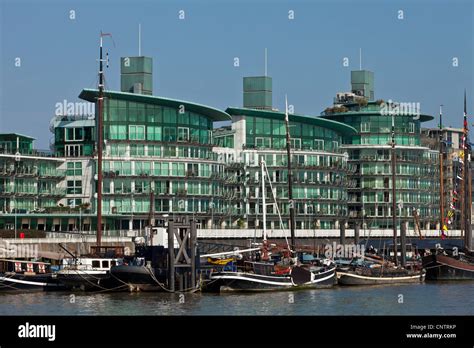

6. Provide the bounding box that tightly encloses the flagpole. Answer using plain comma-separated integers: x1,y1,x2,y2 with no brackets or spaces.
439,105,445,238
463,90,472,251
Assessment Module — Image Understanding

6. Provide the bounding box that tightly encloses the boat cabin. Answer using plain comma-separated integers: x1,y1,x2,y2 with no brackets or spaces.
61,257,123,271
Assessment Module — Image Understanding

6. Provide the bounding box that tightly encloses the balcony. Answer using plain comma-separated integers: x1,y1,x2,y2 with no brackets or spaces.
38,169,66,178
38,188,66,197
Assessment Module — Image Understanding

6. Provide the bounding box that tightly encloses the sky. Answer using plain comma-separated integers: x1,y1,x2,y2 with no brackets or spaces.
0,0,473,149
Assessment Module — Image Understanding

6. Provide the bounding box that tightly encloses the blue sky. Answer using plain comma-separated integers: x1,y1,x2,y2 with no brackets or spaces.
0,0,472,149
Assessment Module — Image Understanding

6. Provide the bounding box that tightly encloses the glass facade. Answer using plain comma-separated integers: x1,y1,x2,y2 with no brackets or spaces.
323,101,440,229
0,75,447,234
245,116,341,151
0,139,65,217
103,99,213,145
221,108,355,230
92,94,228,230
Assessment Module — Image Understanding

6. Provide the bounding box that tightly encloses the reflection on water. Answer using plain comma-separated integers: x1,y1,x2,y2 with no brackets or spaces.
0,282,472,316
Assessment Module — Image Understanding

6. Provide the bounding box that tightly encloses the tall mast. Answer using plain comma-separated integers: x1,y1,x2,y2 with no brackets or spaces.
391,112,398,266
284,96,296,251
439,105,445,237
96,33,105,247
463,91,472,251
96,32,112,247
261,159,267,242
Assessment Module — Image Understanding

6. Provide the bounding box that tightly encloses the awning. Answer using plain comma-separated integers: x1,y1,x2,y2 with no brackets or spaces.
37,251,67,260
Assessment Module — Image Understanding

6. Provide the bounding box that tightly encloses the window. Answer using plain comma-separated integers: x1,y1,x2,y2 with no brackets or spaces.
163,146,176,157
147,126,162,141
65,128,84,141
208,130,213,145
314,140,324,150
164,127,177,142
171,162,186,176
291,138,301,149
178,127,190,142
110,144,127,157
130,144,145,156
67,180,82,194
409,122,415,133
92,260,100,268
65,145,83,157
129,125,145,140
113,161,132,175
66,162,82,176
135,162,151,176
109,125,127,140
255,137,271,148
361,122,370,133
190,128,199,142
164,108,177,124
148,145,161,157
67,198,82,207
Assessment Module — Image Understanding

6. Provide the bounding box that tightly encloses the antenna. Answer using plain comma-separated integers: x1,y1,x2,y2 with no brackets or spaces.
359,48,362,70
264,48,267,76
139,23,141,56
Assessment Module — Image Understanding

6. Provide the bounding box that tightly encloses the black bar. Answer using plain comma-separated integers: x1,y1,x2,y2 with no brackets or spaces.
0,316,471,347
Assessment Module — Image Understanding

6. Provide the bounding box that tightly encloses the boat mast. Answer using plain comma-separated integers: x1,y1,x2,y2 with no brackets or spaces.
261,159,267,242
260,159,270,261
439,105,445,237
463,91,472,251
96,33,105,247
391,112,398,266
284,96,296,251
96,32,112,247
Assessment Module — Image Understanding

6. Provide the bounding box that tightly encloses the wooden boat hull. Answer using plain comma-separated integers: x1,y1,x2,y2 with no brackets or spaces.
336,270,425,285
0,273,67,292
422,254,474,280
205,266,336,292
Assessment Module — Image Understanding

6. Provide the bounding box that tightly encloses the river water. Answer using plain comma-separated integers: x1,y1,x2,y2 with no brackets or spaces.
0,282,472,315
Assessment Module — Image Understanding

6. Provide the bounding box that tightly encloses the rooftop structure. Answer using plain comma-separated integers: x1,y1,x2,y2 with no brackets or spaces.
323,70,440,230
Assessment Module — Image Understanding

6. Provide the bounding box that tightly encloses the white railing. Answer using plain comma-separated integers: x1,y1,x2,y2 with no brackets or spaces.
1,236,133,244
0,229,462,242
197,229,463,238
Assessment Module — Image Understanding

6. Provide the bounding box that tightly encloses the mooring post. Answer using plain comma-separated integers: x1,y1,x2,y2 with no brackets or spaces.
354,223,360,245
339,221,346,246
168,220,175,292
400,220,407,267
190,218,197,289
